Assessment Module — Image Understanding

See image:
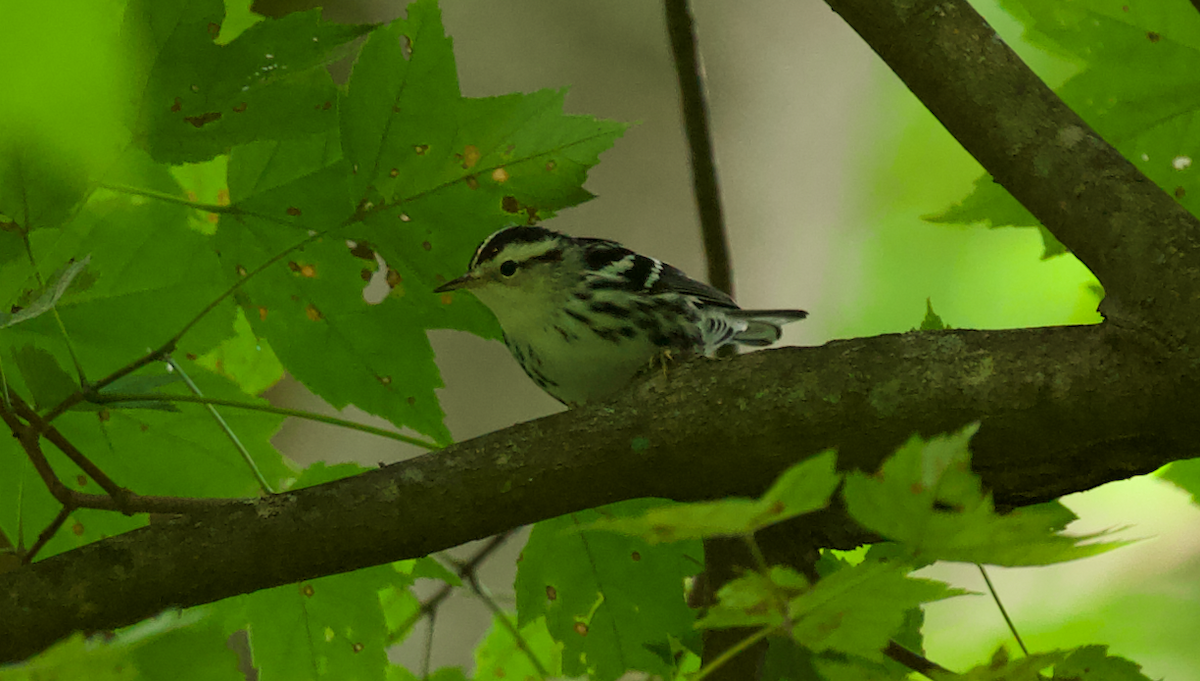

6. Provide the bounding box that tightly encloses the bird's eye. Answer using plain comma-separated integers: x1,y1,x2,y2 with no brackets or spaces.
500,260,519,277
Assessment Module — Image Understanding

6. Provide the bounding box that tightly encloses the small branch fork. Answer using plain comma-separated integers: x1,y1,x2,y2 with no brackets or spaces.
0,392,237,564
390,531,550,678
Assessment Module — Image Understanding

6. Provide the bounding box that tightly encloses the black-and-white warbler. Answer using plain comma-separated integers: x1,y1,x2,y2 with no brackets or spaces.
435,225,807,406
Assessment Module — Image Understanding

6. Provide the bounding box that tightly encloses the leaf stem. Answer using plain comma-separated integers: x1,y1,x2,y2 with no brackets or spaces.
166,356,276,493
978,563,1028,655
40,229,327,425
464,569,550,680
98,183,241,214
95,392,438,450
690,626,773,681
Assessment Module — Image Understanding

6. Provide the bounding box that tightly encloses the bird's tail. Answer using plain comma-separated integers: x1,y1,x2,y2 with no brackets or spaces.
729,309,808,346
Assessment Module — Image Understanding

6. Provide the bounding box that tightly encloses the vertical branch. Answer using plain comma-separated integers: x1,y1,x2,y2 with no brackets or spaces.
663,0,733,297
664,1,753,677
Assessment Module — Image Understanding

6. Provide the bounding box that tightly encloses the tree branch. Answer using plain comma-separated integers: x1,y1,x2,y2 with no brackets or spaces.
2,324,1193,662
824,0,1200,336
664,0,733,296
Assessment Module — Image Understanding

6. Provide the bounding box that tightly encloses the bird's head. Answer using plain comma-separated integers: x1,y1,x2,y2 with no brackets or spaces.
434,225,579,314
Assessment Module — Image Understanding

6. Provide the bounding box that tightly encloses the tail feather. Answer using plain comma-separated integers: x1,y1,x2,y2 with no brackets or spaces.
729,309,808,346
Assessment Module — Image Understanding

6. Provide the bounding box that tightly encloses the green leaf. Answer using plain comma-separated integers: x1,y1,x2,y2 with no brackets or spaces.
0,634,136,681
406,555,462,586
0,255,90,330
289,460,370,488
696,566,806,631
0,135,91,235
919,298,947,331
0,364,290,559
0,610,234,681
195,307,283,395
697,560,957,664
1053,645,1153,681
514,500,700,681
387,667,467,681
123,0,372,164
843,425,1134,565
233,565,402,681
931,2,1200,256
959,647,1066,681
1158,457,1200,507
762,638,822,681
473,615,561,681
813,656,907,681
581,451,841,542
785,561,962,662
12,346,78,411
128,610,244,681
3,187,236,384
215,0,624,444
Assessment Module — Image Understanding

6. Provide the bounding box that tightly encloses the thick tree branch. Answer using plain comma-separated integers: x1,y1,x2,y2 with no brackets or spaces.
2,325,1195,662
825,0,1200,337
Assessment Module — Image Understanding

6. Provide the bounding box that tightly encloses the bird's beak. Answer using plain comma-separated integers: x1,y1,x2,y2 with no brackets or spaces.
434,273,476,293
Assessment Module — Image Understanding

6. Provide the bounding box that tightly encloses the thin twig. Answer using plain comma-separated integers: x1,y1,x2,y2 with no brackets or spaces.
23,507,72,564
166,356,276,494
463,570,549,680
9,393,130,503
883,640,959,679
95,393,438,450
421,610,436,680
664,0,733,297
3,413,73,507
978,563,1028,655
389,531,518,645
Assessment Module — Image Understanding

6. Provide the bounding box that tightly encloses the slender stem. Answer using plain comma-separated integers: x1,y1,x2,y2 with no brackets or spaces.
10,394,130,503
664,0,733,297
23,507,72,565
96,392,439,450
166,357,276,494
41,229,328,425
691,627,773,681
421,610,436,680
389,531,517,645
98,183,241,215
883,640,959,679
978,563,1028,655
464,571,549,680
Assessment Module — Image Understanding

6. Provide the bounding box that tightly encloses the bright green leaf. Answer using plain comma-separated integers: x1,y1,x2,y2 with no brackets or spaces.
931,2,1200,256
474,614,561,681
919,298,947,331
123,0,371,164
235,565,402,681
1158,457,1200,507
514,500,699,681
0,255,90,330
786,561,962,662
582,451,840,542
959,647,1066,681
1053,645,1153,681
843,425,1134,565
695,567,805,631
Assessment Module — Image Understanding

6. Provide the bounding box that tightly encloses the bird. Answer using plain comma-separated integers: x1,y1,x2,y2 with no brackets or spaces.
434,225,807,406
